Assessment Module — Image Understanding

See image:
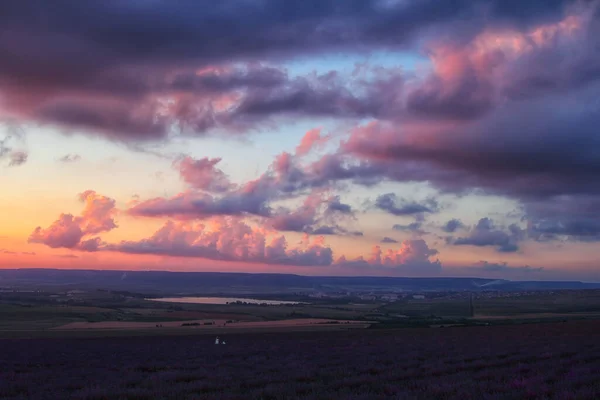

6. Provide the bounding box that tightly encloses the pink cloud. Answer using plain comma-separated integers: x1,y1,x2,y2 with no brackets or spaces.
100,216,440,270
29,214,84,249
78,190,118,234
27,189,443,269
104,217,334,266
28,191,118,250
173,155,233,193
296,128,328,156
336,239,442,274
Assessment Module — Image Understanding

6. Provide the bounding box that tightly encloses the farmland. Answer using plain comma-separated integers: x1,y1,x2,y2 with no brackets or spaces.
5,287,600,338
2,271,600,398
2,320,600,399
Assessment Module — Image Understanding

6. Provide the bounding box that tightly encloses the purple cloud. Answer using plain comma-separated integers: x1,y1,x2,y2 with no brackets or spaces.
0,0,576,141
104,218,334,266
336,239,442,275
28,191,118,250
442,219,465,233
173,155,233,193
450,218,524,253
374,193,440,216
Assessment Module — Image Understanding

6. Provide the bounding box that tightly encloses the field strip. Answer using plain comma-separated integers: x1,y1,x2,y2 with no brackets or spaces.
50,318,375,330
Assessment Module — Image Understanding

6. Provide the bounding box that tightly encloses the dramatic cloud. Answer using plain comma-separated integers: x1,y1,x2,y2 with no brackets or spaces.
7,1,600,276
3,63,404,142
27,187,444,270
105,217,334,266
0,0,576,141
130,147,363,235
102,219,441,269
324,6,600,201
450,218,524,253
28,191,118,250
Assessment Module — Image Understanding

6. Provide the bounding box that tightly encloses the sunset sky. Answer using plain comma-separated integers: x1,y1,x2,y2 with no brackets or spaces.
1,0,599,281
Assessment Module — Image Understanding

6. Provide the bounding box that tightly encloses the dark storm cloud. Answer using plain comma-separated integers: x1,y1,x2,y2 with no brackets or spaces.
0,0,575,141
11,0,600,254
0,0,569,76
345,92,600,199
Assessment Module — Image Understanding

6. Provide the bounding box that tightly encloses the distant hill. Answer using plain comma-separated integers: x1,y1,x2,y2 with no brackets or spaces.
1,269,599,294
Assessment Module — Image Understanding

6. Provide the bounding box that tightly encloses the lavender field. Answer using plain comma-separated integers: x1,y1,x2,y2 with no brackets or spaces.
2,321,600,400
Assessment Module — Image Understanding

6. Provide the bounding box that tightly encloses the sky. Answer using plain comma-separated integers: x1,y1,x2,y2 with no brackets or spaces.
1,0,599,281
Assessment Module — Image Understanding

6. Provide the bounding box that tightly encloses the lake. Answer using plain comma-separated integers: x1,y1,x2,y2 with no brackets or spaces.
146,296,306,305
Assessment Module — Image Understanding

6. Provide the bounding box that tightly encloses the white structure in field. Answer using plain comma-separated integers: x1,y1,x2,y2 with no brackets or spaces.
215,337,220,345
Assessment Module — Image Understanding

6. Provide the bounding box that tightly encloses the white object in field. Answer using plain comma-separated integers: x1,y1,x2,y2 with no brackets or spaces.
215,337,220,345
222,341,226,345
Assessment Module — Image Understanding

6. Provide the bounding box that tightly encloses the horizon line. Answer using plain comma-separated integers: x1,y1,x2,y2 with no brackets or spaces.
2,267,600,284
